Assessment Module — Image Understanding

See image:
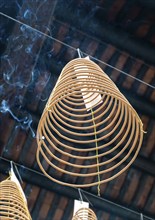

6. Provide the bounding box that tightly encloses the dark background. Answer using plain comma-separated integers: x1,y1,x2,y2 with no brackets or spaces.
0,0,155,219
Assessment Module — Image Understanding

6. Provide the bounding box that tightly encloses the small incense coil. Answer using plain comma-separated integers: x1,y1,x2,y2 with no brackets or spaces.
0,178,31,220
72,208,97,220
36,58,143,187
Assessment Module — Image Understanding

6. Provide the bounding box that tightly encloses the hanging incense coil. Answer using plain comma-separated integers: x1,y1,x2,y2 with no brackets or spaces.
72,208,97,220
36,58,143,187
0,178,31,220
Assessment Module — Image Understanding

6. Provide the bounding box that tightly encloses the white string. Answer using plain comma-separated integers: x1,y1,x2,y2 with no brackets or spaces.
0,12,155,89
10,160,23,184
78,188,83,204
14,163,23,184
88,54,155,89
81,191,93,207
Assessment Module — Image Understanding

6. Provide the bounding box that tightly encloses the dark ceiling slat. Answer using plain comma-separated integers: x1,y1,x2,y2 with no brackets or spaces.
104,170,127,200
122,59,143,90
37,189,56,219
25,184,40,213
104,51,121,76
53,196,68,220
31,189,47,219
61,199,73,220
0,157,154,220
109,53,129,83
0,116,15,155
122,170,142,205
133,154,155,177
107,0,126,22
118,87,155,119
133,175,154,210
144,184,155,216
45,194,60,220
101,211,110,220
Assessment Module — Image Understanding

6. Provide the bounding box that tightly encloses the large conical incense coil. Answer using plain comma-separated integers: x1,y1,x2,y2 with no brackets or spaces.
72,208,97,220
36,58,143,187
0,178,31,220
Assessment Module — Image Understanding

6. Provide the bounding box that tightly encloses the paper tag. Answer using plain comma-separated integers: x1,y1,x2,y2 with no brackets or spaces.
10,168,27,202
75,58,102,111
73,199,89,216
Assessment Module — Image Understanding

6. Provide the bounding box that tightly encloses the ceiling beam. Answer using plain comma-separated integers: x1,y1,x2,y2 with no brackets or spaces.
0,157,153,220
53,5,155,65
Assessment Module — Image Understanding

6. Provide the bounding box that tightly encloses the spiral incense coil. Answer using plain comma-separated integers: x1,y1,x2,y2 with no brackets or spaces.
72,208,97,220
36,58,143,188
0,179,31,220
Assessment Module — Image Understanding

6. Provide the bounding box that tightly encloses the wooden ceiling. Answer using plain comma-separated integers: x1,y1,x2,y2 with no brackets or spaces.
0,0,155,219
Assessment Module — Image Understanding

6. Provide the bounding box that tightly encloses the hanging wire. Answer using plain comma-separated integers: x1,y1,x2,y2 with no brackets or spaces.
0,12,155,89
88,54,155,89
78,188,83,204
80,190,93,207
10,160,23,184
0,13,76,51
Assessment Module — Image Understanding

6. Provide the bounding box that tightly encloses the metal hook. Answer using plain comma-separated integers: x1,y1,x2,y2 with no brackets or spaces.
140,213,143,220
77,48,82,58
10,160,13,170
